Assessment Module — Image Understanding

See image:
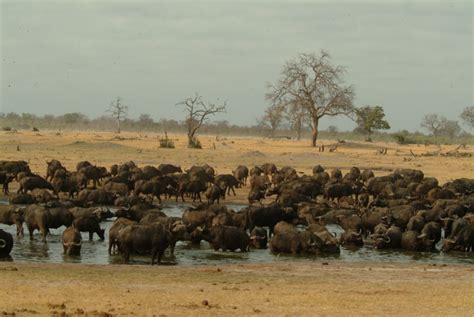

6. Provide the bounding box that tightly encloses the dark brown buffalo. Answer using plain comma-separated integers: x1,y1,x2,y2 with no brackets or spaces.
270,230,322,255
178,180,207,203
250,227,268,249
373,226,403,249
108,217,137,254
245,204,296,235
158,164,182,175
215,174,240,197
23,205,50,242
73,216,105,240
78,165,108,188
0,229,14,257
193,225,250,252
62,226,82,255
307,223,340,253
401,230,424,251
46,159,64,181
250,166,263,177
312,165,325,175
233,165,249,186
118,223,179,264
103,181,129,197
261,163,277,175
0,172,14,194
18,176,53,194
442,224,474,252
0,205,23,236
47,207,74,230
31,188,56,204
340,229,363,247
406,215,426,233
139,216,186,255
76,189,116,206
205,184,225,205
211,212,234,227
324,182,353,201
248,188,266,204
8,193,35,205
69,207,113,222
417,221,442,251
0,160,31,175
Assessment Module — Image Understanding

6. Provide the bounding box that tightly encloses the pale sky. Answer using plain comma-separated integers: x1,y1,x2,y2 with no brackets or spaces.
1,0,472,131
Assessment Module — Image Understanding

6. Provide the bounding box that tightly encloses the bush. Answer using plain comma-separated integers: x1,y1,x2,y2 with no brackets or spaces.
159,131,175,149
392,132,417,145
32,127,39,132
188,137,202,149
159,138,175,149
2,126,12,131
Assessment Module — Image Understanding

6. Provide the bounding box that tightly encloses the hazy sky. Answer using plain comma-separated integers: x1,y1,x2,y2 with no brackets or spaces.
1,0,472,131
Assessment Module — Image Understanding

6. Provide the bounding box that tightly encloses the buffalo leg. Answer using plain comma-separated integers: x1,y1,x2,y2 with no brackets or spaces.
41,227,47,243
89,231,93,241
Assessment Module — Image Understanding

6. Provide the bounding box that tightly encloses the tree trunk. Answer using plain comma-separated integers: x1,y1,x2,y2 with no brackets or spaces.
116,118,121,134
187,133,194,146
311,117,319,147
296,118,302,141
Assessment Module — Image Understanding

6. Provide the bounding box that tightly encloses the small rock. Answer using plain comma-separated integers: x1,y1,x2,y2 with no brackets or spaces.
201,300,209,307
322,262,329,266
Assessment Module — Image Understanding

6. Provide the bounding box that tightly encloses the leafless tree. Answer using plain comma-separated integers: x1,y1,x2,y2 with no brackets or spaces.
176,93,226,147
259,104,284,137
285,101,307,141
267,50,354,146
420,114,444,137
108,97,128,134
460,106,474,129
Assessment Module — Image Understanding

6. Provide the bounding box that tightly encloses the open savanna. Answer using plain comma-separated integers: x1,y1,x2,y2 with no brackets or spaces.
1,130,474,316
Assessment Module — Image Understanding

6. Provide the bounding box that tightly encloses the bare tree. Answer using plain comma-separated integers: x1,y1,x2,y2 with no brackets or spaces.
267,50,354,147
108,97,128,133
420,113,444,137
421,113,463,140
438,120,462,140
285,102,307,141
176,93,226,147
460,106,474,129
259,104,284,137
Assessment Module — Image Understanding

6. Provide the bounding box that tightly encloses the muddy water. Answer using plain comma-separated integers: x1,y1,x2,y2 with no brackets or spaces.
1,202,473,266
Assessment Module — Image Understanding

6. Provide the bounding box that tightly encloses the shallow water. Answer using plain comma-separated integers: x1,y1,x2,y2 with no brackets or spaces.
1,203,473,266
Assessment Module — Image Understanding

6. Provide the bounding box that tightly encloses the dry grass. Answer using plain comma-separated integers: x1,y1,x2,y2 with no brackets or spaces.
1,130,473,204
0,262,473,316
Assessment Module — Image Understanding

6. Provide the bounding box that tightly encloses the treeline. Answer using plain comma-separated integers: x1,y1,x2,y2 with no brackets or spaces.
1,111,473,145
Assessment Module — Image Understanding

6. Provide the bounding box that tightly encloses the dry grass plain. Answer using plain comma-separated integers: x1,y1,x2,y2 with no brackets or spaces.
0,130,473,316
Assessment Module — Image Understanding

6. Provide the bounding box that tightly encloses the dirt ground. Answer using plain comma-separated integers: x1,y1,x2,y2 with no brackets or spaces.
0,261,473,316
0,130,473,203
1,130,473,316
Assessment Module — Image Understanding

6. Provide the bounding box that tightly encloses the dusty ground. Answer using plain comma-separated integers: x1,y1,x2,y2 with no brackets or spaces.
1,130,473,203
1,130,473,316
0,261,473,317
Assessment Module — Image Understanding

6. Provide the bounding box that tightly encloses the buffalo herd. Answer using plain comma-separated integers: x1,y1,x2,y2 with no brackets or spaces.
0,159,473,264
